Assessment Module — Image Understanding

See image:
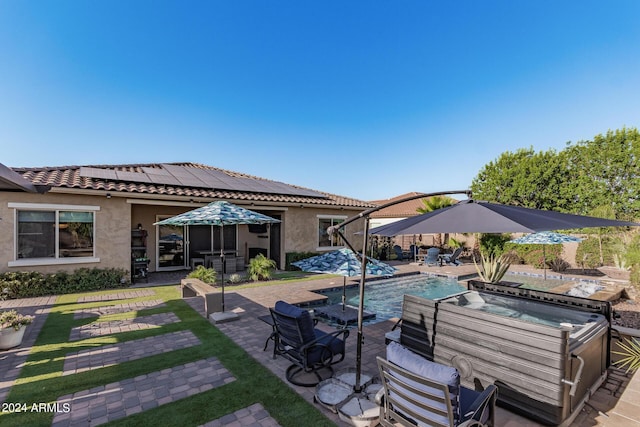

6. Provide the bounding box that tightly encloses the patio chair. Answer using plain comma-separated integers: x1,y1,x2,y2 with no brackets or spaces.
439,247,463,266
423,247,440,266
270,300,349,386
393,245,405,261
377,342,497,427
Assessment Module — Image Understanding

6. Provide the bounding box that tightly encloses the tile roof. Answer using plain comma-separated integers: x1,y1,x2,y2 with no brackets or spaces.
12,162,376,209
369,192,428,218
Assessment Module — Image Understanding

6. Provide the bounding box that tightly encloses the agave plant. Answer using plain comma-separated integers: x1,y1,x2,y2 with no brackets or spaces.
473,252,511,284
613,337,640,373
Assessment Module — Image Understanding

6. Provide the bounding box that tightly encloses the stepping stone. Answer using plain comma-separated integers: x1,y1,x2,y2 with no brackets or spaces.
69,313,180,341
53,357,235,426
63,330,201,375
199,403,282,427
77,290,156,303
74,299,166,319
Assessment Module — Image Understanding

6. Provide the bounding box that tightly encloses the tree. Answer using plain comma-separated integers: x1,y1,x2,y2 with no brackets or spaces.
563,127,640,218
470,147,573,211
470,128,640,220
417,195,455,246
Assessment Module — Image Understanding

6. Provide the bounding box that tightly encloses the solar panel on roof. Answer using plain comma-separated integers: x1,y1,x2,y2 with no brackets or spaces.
81,164,327,198
142,167,172,176
79,167,118,180
115,171,153,183
147,173,182,186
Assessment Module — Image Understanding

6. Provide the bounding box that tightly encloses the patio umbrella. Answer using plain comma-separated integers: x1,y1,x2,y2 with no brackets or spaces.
369,199,639,236
341,197,639,393
292,248,395,314
154,201,280,312
510,231,583,280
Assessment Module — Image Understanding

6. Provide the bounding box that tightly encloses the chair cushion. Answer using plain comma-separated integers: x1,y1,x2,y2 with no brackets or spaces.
274,300,316,343
308,329,346,365
386,342,460,425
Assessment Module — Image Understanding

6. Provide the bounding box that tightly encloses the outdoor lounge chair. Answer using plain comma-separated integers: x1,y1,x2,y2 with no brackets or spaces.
270,300,349,386
423,247,440,266
377,342,497,427
439,247,463,266
393,245,405,261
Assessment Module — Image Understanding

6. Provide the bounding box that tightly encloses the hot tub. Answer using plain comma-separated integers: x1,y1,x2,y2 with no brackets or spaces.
399,281,610,426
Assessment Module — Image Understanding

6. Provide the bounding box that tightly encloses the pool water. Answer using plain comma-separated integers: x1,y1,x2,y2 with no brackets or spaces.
315,274,466,323
503,272,575,291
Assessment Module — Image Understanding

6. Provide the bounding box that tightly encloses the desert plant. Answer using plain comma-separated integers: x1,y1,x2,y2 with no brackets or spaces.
548,257,570,272
0,310,34,331
228,273,243,284
186,265,217,284
248,254,277,281
474,252,511,284
630,264,640,290
612,253,631,271
613,337,640,373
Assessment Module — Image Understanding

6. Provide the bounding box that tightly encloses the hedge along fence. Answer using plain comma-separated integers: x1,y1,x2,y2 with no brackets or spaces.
0,268,129,300
502,242,563,268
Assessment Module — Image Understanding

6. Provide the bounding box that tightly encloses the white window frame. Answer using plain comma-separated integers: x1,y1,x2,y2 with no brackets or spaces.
8,202,100,267
316,214,347,251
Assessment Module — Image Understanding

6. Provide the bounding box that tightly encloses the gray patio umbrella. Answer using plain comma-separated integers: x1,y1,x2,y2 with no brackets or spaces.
292,248,395,316
369,199,639,236
154,201,280,312
510,231,583,280
337,196,639,393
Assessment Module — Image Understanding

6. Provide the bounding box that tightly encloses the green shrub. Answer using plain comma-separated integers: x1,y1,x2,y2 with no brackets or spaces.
523,249,546,269
0,268,128,299
248,254,277,281
502,243,562,266
285,252,320,271
186,265,217,284
479,233,512,256
576,237,618,269
630,264,640,290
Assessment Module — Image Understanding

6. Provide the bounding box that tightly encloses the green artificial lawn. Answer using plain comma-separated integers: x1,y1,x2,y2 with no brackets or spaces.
1,285,336,427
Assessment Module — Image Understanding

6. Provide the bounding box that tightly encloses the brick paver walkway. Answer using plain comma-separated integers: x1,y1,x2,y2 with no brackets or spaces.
77,290,156,302
74,299,166,319
52,356,235,427
69,312,180,341
63,330,201,375
200,403,281,427
0,296,56,405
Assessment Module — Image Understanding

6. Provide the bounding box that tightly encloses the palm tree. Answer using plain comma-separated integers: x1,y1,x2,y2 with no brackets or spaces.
417,196,456,247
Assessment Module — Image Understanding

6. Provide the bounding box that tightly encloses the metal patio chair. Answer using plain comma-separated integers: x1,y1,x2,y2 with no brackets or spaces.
270,300,349,386
377,342,497,427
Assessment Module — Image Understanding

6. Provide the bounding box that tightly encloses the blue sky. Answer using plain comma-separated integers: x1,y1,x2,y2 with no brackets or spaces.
1,1,639,201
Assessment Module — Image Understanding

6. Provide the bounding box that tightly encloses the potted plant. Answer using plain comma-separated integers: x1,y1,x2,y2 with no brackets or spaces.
0,310,34,350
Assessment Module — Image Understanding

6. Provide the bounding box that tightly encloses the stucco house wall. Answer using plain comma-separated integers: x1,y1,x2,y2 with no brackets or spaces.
0,191,131,275
1,162,376,276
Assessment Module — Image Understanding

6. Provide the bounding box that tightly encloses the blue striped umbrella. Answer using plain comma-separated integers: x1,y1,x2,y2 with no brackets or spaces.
510,231,582,279
154,201,280,312
292,248,395,311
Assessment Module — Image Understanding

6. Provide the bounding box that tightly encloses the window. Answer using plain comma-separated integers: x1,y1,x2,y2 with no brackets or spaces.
317,216,346,250
10,203,99,266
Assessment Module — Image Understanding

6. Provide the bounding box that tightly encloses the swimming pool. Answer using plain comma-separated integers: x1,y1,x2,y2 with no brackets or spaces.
314,274,467,323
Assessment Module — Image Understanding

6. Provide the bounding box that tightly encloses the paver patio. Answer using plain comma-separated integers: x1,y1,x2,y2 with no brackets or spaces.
1,262,638,426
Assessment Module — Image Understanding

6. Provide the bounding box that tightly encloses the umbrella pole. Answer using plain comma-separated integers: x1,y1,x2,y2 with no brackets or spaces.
543,245,546,281
355,217,370,393
220,226,225,312
342,276,346,312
